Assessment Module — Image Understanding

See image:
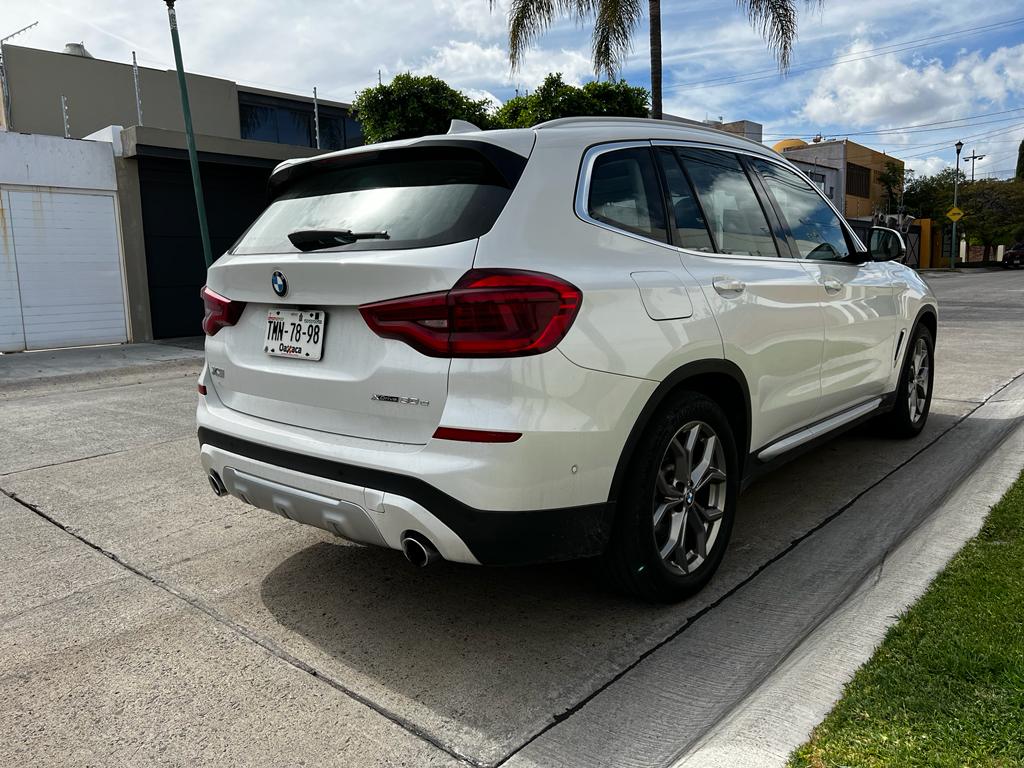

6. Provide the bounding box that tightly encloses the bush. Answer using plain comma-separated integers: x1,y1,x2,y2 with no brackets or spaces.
492,73,649,129
352,72,650,143
352,73,492,144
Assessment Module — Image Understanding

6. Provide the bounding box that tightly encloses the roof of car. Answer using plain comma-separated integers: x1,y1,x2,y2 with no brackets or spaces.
270,117,778,181
531,116,771,153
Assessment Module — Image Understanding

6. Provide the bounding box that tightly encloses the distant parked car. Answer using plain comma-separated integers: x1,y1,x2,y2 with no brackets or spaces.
197,117,938,602
1002,242,1023,268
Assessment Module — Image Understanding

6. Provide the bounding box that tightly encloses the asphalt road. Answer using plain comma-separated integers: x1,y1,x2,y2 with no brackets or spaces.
2,269,1023,767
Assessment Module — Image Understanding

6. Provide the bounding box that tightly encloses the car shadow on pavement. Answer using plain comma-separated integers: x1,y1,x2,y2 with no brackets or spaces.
255,407,970,761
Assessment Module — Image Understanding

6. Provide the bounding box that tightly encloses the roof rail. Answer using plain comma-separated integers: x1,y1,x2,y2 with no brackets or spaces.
531,115,765,148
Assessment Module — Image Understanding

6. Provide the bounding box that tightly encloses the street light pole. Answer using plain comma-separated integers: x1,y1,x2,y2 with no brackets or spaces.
163,0,213,270
951,140,964,270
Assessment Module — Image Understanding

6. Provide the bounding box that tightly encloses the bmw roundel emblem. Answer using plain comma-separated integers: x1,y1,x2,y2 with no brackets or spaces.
271,270,288,297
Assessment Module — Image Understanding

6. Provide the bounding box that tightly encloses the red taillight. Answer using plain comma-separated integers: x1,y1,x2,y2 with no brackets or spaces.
201,286,246,336
359,269,582,358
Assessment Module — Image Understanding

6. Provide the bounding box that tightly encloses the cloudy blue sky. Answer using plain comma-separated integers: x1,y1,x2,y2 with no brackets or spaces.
4,0,1023,178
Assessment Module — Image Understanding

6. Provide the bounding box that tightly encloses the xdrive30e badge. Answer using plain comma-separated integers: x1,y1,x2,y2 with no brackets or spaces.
371,394,431,407
271,271,288,297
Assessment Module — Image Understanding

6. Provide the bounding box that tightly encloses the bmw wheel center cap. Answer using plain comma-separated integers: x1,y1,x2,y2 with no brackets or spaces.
271,271,288,297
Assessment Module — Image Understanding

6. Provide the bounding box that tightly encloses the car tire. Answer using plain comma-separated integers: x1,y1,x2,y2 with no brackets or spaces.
880,324,934,438
602,392,738,603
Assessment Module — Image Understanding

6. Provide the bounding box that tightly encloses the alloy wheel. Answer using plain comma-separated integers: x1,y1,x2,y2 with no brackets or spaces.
652,420,728,575
908,337,930,423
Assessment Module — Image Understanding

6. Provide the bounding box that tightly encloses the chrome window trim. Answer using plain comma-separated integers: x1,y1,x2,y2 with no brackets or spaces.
574,141,796,262
654,139,868,256
574,140,681,252
573,139,862,266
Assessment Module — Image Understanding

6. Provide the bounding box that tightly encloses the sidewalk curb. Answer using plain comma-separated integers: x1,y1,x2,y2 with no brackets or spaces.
673,419,1024,768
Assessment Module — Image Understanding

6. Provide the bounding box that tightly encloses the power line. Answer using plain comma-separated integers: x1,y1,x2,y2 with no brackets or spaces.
763,106,1024,139
901,122,1024,159
669,15,1024,89
666,15,1024,92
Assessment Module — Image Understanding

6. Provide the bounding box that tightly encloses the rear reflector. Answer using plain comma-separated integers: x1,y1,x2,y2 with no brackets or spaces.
433,427,522,443
359,269,582,358
201,286,246,336
197,383,207,395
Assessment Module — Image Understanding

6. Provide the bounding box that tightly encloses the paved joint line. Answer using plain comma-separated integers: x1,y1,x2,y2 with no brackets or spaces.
494,373,1024,768
0,487,481,768
0,573,129,624
0,436,194,478
0,364,203,403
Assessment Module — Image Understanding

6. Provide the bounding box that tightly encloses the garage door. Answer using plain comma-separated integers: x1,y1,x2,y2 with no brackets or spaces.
0,188,127,351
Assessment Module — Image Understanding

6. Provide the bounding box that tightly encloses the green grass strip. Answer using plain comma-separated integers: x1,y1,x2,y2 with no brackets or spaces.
789,469,1024,768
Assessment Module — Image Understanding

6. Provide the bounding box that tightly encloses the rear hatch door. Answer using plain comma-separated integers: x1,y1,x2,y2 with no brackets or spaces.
205,141,528,444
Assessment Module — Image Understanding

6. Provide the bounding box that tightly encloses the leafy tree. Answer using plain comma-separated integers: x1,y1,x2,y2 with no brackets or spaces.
1016,139,1024,182
959,180,1024,258
352,73,492,144
877,161,905,214
902,167,963,222
496,0,819,120
491,73,648,128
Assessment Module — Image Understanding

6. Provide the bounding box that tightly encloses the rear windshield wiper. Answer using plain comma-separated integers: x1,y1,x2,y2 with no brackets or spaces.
287,229,390,252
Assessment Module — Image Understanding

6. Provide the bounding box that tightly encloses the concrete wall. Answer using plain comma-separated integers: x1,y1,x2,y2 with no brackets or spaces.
112,155,152,342
0,131,116,190
718,120,763,143
790,159,843,210
119,126,327,163
1,44,241,140
781,140,904,220
844,142,903,219
0,131,128,348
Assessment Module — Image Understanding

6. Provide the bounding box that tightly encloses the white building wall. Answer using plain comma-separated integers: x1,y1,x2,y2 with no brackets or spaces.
0,132,127,351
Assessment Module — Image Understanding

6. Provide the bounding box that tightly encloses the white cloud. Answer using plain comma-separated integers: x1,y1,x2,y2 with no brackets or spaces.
432,0,508,40
5,0,1020,175
801,41,1024,131
905,156,949,178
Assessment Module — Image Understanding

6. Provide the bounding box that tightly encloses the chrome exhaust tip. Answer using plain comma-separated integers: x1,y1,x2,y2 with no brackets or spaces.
401,533,441,567
208,470,227,497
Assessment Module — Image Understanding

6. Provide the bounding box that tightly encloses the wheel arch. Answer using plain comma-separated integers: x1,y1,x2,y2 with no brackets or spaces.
914,303,937,343
607,359,751,504
898,304,938,373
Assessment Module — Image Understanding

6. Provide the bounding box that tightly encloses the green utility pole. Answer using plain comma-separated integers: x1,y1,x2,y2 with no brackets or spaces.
163,0,213,269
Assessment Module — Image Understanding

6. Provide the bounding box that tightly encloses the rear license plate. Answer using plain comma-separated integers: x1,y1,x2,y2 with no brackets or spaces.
264,309,325,360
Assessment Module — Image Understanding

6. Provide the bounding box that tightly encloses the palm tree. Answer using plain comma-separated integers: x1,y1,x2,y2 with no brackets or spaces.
496,0,815,120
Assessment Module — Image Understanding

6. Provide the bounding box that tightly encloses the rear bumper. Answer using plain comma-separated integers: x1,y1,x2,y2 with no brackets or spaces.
196,347,654,564
199,428,614,565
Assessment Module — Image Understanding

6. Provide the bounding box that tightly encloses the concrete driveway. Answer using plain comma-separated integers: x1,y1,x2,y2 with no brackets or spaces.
2,270,1023,767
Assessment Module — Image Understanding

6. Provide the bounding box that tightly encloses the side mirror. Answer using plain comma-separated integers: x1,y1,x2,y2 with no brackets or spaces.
869,227,907,262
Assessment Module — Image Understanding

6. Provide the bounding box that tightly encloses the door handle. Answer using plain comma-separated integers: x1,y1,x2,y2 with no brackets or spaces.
822,278,843,295
712,277,746,297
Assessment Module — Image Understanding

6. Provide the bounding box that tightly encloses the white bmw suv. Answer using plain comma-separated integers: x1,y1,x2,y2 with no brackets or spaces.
197,117,937,602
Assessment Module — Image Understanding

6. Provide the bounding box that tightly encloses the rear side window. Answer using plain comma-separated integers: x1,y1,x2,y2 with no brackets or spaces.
751,159,852,261
587,148,668,242
233,145,523,254
656,149,714,252
676,149,779,258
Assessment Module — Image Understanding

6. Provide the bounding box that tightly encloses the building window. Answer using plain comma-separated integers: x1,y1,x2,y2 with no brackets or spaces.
806,171,827,192
239,92,363,150
846,163,871,198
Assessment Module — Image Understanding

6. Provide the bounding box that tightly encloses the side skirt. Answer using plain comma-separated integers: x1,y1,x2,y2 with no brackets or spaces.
741,392,897,491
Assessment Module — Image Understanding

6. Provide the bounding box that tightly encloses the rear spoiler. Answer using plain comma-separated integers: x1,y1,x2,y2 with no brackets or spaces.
267,139,533,201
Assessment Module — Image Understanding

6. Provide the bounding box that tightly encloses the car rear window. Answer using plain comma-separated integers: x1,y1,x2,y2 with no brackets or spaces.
233,145,525,254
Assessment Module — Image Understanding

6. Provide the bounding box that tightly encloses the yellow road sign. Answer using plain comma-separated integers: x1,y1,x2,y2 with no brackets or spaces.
947,206,964,222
